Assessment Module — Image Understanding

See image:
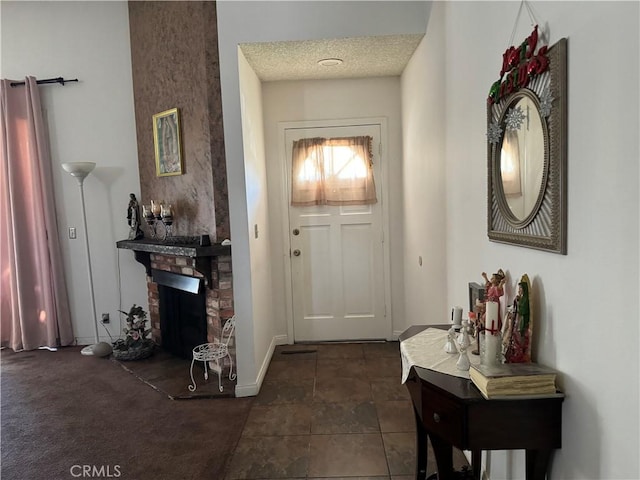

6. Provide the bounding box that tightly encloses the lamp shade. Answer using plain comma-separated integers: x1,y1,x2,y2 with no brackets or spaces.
62,162,96,180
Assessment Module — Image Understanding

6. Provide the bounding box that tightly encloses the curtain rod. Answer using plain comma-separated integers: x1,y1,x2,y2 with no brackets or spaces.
10,77,79,87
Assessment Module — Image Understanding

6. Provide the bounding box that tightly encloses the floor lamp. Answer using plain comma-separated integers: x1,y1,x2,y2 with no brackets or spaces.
62,162,112,357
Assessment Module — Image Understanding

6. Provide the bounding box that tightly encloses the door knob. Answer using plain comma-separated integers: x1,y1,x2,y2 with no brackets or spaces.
293,249,301,256
292,228,300,236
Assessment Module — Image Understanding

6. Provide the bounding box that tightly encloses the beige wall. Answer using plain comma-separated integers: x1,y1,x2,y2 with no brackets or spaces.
400,2,448,330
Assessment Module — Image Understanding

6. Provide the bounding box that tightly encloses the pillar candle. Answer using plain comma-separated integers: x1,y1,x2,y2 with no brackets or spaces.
484,333,501,366
485,301,498,334
452,306,463,327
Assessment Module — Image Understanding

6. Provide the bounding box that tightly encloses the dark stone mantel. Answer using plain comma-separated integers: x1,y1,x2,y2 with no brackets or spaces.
116,238,231,288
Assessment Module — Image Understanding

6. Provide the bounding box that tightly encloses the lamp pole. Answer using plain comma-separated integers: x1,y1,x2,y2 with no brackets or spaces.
76,174,99,344
62,162,101,353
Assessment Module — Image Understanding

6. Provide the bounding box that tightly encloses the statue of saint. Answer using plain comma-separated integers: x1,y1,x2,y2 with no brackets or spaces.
127,193,143,240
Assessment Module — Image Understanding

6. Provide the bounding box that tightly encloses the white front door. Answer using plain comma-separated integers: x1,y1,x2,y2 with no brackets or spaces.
285,124,388,341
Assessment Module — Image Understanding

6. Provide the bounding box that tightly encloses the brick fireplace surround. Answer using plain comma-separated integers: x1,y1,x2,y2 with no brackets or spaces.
116,240,234,372
147,252,233,346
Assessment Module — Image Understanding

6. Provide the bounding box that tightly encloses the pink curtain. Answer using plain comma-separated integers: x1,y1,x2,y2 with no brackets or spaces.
0,77,74,351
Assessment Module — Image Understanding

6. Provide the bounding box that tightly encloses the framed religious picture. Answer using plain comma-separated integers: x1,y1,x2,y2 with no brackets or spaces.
153,108,183,177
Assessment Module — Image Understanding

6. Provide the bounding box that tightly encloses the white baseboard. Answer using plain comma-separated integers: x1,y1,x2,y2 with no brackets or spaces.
234,334,288,398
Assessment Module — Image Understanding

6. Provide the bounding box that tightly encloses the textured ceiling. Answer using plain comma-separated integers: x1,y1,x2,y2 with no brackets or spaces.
239,34,424,82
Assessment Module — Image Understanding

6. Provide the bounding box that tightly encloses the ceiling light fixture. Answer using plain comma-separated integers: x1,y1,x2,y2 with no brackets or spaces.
317,58,343,67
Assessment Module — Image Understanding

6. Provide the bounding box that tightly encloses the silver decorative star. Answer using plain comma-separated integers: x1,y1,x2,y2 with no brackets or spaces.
487,122,503,144
539,87,554,118
505,106,526,131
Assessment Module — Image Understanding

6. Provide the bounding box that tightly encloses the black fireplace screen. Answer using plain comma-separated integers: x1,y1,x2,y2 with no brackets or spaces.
154,270,207,359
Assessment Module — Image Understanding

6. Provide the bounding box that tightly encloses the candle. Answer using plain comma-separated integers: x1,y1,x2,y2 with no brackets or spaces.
485,301,498,334
452,306,463,327
151,200,161,216
484,333,501,366
161,204,172,217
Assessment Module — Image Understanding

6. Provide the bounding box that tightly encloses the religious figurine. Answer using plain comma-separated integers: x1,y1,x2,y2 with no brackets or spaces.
482,269,506,302
127,193,143,240
444,325,458,354
481,269,506,330
456,319,472,370
504,274,533,363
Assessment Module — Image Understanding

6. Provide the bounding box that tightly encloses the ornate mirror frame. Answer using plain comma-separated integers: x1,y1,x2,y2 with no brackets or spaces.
487,36,567,254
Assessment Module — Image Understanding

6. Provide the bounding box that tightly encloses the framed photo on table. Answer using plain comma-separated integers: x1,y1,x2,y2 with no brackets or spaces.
468,282,485,314
153,108,183,177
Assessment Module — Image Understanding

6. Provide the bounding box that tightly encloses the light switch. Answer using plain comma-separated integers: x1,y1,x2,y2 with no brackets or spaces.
69,227,77,239
254,224,258,239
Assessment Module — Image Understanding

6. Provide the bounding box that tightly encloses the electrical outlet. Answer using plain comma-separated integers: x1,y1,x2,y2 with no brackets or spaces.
68,227,76,239
101,313,110,324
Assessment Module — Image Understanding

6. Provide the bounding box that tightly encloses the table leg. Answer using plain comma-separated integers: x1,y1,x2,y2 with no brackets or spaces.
414,408,428,480
429,433,454,480
526,449,552,480
471,449,481,480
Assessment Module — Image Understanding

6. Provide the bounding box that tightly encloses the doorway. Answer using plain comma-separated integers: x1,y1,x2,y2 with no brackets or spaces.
282,122,391,342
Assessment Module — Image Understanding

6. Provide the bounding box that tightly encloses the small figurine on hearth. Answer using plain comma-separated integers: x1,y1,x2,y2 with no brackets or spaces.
127,193,143,240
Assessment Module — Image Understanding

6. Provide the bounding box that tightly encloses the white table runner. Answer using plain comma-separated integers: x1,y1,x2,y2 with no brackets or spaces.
400,327,481,383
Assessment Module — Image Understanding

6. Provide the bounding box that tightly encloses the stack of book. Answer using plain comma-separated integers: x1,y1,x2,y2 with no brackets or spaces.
469,362,558,400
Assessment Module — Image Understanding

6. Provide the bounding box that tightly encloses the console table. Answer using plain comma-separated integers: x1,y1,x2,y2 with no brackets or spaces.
400,325,563,480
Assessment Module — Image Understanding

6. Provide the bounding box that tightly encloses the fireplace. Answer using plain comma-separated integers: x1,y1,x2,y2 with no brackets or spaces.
153,270,207,359
116,239,235,375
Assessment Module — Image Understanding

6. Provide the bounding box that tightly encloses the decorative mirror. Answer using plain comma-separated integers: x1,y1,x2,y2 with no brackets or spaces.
487,29,567,254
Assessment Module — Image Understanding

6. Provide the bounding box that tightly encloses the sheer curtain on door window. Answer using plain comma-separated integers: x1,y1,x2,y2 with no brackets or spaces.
0,76,74,351
291,135,377,206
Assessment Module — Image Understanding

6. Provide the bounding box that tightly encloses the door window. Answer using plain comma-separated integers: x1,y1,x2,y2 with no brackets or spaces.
291,136,377,206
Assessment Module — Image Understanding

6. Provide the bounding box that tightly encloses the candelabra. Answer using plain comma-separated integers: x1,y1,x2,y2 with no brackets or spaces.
143,201,173,240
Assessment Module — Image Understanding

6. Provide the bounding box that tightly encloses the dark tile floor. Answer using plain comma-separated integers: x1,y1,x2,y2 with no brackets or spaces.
225,341,468,480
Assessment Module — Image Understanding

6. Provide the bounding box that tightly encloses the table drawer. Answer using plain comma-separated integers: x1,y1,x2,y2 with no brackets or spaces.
422,384,465,446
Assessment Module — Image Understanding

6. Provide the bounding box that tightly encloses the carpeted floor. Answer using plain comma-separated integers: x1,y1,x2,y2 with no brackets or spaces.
111,346,236,399
2,343,470,480
1,346,253,480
